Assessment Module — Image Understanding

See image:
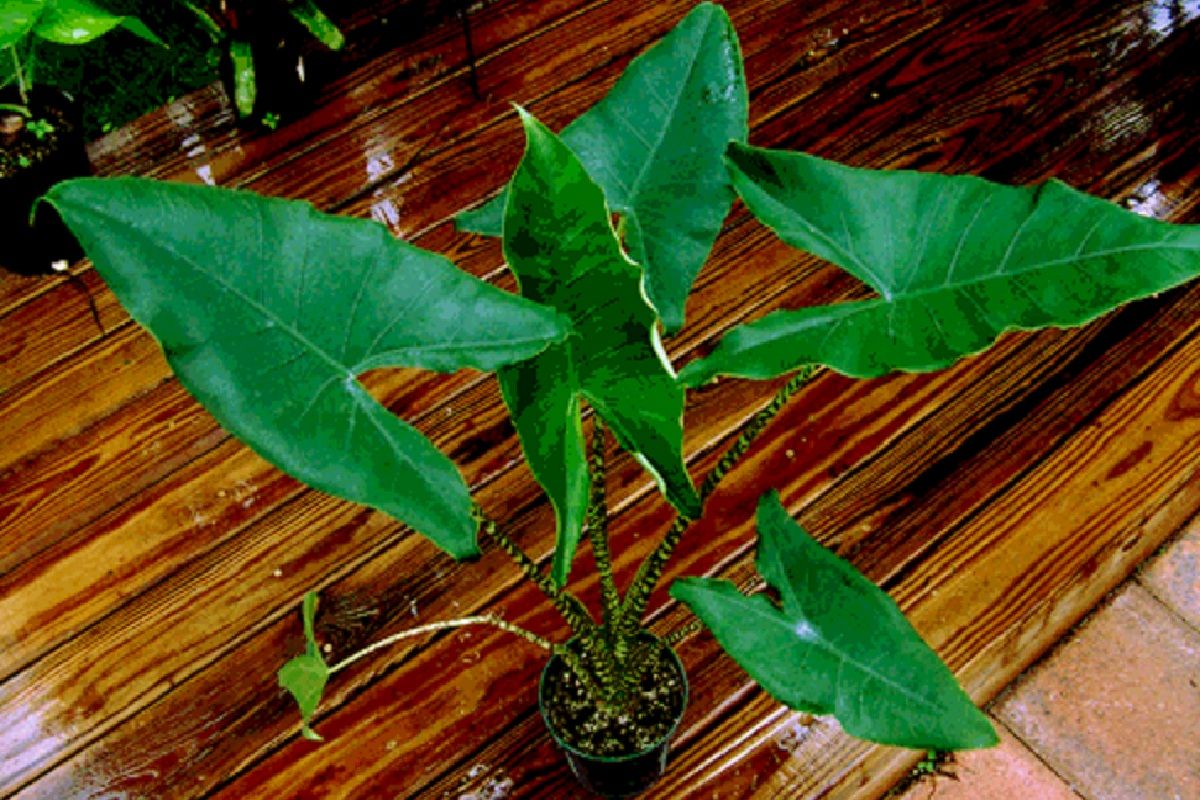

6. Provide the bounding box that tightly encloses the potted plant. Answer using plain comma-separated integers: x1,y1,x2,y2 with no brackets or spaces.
179,0,344,128
1,0,161,275
42,3,1200,796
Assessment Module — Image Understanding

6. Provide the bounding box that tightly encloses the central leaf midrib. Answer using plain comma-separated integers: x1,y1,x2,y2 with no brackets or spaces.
95,203,545,379
351,389,444,505
625,12,713,219
101,206,355,380
792,240,1199,314
778,186,1199,303
736,596,941,711
92,204,467,524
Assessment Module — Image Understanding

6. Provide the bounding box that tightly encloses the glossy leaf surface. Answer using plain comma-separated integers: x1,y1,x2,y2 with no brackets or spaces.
48,178,571,559
681,143,1200,384
277,591,328,741
672,491,998,750
501,109,699,584
0,0,43,48
458,2,747,332
33,0,163,46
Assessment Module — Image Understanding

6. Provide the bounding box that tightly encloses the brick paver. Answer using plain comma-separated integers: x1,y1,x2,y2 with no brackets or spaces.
993,584,1200,800
895,720,1081,800
1140,518,1200,631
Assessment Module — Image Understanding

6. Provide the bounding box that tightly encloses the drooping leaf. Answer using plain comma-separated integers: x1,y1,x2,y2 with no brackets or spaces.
0,0,44,49
278,591,329,741
33,0,164,46
458,2,747,332
681,143,1200,385
672,491,997,750
500,109,700,584
289,0,344,50
47,177,571,560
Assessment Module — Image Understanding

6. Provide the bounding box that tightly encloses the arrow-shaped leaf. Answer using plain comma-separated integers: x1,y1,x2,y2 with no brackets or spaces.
501,109,700,584
681,143,1200,384
277,591,329,741
47,178,571,559
458,2,747,332
672,491,997,750
33,0,163,46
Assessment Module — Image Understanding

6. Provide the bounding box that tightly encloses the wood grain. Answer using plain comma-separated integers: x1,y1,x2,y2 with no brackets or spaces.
1,0,1197,798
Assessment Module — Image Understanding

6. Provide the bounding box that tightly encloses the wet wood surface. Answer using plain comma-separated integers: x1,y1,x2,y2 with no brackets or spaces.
1,0,1198,797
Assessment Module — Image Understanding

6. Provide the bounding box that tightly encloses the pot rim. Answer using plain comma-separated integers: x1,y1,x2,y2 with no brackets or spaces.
537,632,689,764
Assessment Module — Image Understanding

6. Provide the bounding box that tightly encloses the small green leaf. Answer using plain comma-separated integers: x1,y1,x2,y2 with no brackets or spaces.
672,491,998,750
501,109,699,584
0,0,44,49
230,39,256,117
33,0,163,46
458,2,747,332
681,143,1200,385
289,0,344,50
278,591,329,741
47,178,570,560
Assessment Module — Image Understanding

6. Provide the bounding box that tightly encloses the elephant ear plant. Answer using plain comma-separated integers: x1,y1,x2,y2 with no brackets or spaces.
43,3,1200,795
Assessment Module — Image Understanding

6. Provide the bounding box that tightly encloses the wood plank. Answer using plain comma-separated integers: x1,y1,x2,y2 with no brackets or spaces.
0,327,169,475
2,0,1198,797
0,378,223,577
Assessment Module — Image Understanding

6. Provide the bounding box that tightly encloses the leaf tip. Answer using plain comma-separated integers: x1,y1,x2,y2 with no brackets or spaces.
677,359,713,388
957,708,1000,750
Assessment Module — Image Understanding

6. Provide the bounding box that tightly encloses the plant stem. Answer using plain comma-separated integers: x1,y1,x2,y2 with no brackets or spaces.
8,46,28,107
0,103,31,118
329,614,551,674
474,504,597,635
663,617,704,647
618,365,822,631
587,419,621,627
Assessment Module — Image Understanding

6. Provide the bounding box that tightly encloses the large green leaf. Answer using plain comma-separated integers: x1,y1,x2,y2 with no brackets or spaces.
672,492,997,750
457,2,747,332
0,0,44,49
681,143,1200,384
278,591,329,741
47,177,571,559
501,109,700,584
32,0,163,46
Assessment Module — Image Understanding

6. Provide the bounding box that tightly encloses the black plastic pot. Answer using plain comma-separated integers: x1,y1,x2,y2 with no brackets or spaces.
0,87,89,275
539,637,688,798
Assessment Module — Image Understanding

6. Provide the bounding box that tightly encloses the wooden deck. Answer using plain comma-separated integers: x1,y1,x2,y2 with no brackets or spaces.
2,1,1198,797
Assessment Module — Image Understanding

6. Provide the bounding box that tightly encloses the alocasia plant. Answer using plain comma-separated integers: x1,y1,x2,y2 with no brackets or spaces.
42,2,1200,793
